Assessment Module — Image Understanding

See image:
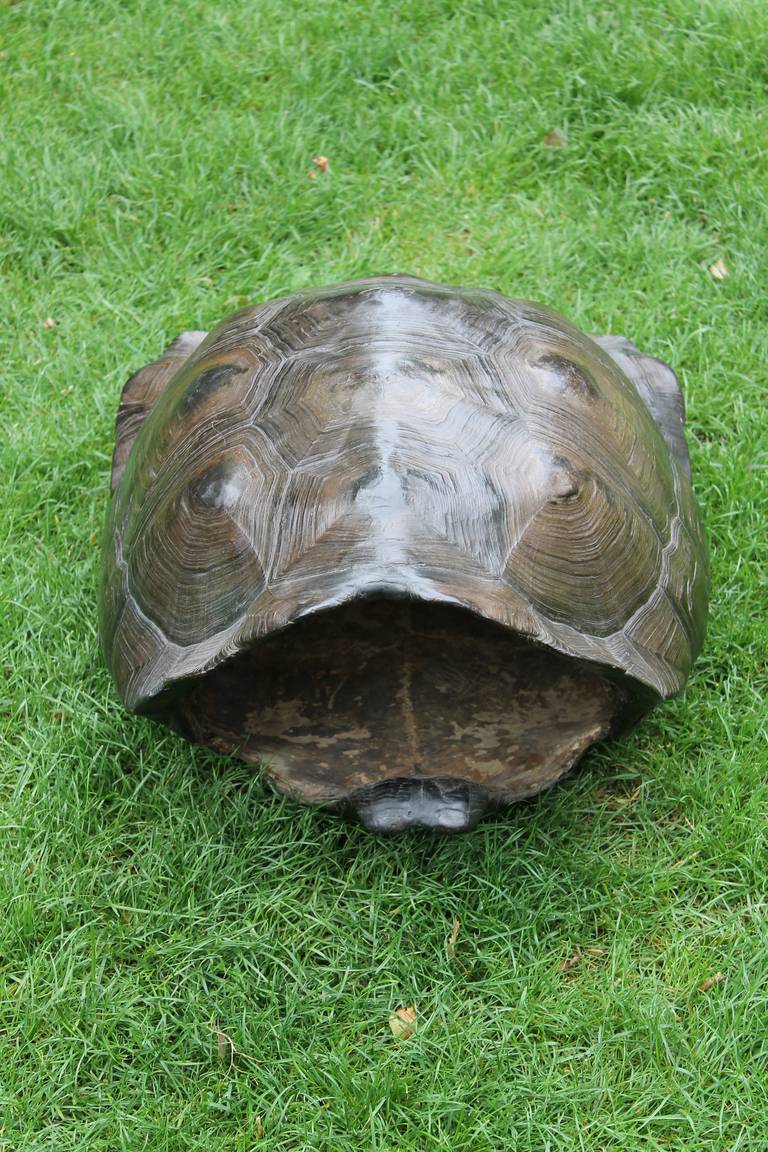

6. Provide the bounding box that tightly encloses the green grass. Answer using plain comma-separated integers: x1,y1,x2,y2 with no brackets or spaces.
2,0,768,1147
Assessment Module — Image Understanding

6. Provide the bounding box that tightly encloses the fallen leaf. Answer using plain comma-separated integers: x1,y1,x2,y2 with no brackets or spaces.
312,154,330,173
306,169,317,180
42,316,56,330
708,258,729,281
585,946,605,957
558,949,580,972
214,1023,236,1069
52,711,65,722
446,917,461,959
255,1116,264,1138
543,127,568,149
389,1005,417,1040
698,972,725,992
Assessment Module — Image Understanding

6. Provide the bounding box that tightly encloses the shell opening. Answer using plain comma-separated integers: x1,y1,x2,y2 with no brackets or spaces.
164,600,628,818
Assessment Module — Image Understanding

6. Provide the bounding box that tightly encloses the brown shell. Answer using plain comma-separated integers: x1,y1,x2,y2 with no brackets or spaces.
100,276,708,831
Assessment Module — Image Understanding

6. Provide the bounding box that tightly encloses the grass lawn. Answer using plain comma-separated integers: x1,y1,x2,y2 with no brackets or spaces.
2,0,768,1147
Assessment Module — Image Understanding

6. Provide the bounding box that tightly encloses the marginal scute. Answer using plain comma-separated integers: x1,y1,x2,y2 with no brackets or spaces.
591,334,691,479
626,590,691,675
110,329,208,492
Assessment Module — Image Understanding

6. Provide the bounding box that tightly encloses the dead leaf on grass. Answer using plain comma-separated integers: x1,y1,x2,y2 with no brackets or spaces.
543,127,568,149
389,1005,417,1040
708,258,729,281
312,154,330,173
558,949,581,972
42,317,56,330
698,972,725,992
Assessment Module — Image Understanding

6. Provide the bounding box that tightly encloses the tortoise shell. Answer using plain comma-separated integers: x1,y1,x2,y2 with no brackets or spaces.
100,276,708,832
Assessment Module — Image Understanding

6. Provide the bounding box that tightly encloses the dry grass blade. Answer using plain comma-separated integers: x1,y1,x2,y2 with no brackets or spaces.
214,1023,236,1069
446,917,460,959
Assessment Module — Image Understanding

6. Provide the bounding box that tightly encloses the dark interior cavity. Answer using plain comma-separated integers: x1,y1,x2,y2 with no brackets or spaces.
171,600,621,813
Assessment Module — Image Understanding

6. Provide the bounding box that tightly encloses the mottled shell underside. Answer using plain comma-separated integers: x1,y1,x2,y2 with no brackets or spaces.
101,276,707,820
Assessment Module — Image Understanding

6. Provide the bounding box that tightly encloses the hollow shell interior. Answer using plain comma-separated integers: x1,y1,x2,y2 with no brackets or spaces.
169,600,623,813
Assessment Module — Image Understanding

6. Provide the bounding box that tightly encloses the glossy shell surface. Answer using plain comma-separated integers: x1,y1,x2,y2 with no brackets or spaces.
100,276,708,822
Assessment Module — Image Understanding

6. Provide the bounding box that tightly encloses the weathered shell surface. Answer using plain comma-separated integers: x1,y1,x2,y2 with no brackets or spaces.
100,276,708,826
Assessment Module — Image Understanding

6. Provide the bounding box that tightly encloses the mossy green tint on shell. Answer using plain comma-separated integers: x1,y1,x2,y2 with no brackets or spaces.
100,276,708,831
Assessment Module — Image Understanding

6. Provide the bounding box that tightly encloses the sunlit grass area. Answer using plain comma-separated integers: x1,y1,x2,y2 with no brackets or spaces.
2,0,767,1147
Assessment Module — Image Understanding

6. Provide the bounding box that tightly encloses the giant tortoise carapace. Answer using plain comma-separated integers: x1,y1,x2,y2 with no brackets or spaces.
100,276,708,833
